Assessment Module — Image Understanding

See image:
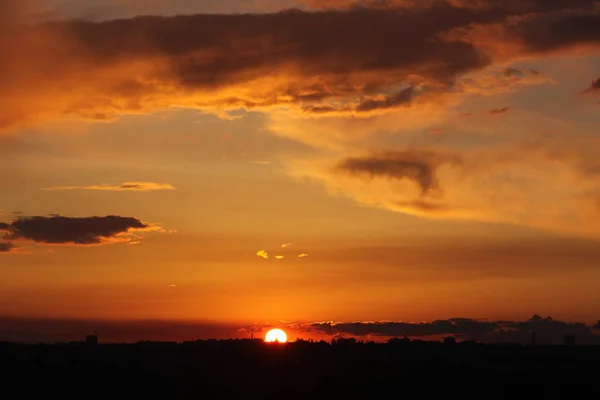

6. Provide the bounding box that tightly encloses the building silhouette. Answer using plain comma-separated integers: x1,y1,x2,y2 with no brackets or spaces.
563,334,575,346
86,334,98,345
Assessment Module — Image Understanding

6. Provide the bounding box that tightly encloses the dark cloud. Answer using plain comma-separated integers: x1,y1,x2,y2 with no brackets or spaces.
395,199,453,213
356,86,415,112
489,106,510,114
582,77,600,94
336,150,461,196
0,242,13,252
313,319,497,338
501,67,524,78
2,1,598,128
0,1,597,127
303,87,416,114
1,215,149,245
312,315,600,344
300,0,600,13
516,12,600,54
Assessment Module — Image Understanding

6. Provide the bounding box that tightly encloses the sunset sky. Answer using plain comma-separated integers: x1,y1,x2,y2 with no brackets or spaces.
1,0,600,342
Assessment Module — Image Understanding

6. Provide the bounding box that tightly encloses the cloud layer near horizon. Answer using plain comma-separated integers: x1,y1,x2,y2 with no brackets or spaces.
308,315,600,344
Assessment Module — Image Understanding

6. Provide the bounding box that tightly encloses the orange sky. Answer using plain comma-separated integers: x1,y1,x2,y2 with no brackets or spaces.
1,0,600,341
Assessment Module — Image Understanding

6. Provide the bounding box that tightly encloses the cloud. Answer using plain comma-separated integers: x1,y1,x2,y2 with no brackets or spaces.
284,134,600,237
249,161,271,165
298,0,600,13
0,215,160,247
457,67,555,96
489,106,510,114
336,150,462,197
2,1,599,128
281,243,293,248
582,77,600,94
44,182,176,192
0,242,14,252
303,86,417,116
275,255,284,259
256,250,269,259
297,253,309,258
310,315,600,344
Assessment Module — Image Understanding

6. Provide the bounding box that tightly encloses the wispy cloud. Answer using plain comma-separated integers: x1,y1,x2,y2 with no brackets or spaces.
0,242,14,253
581,77,600,94
489,106,510,114
249,161,271,165
281,243,293,248
297,254,309,258
581,78,600,94
44,182,176,192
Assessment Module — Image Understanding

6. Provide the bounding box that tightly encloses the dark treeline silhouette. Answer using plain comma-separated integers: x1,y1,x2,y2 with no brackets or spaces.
2,336,600,398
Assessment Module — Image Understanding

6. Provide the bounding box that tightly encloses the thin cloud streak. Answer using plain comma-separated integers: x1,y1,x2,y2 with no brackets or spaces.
44,182,176,192
489,106,510,114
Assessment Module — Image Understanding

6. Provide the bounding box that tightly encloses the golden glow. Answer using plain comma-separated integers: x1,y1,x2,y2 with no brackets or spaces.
264,328,287,343
256,250,269,259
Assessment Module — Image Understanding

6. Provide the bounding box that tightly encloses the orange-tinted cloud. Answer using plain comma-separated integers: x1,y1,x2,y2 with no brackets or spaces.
1,2,599,129
582,77,600,94
45,182,176,192
0,242,14,253
489,106,510,114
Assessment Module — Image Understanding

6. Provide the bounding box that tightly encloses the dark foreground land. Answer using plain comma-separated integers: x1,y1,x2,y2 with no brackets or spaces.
1,339,599,398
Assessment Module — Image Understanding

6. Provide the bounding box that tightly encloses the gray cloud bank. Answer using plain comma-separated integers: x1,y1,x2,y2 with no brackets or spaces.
312,315,600,344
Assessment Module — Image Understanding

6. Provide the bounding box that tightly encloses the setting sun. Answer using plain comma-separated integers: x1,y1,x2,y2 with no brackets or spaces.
264,329,287,343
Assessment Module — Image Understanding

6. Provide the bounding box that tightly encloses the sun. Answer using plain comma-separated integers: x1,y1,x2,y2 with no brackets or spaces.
264,328,287,343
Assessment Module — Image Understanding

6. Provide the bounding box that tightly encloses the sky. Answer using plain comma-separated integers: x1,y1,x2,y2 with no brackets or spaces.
1,0,600,343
